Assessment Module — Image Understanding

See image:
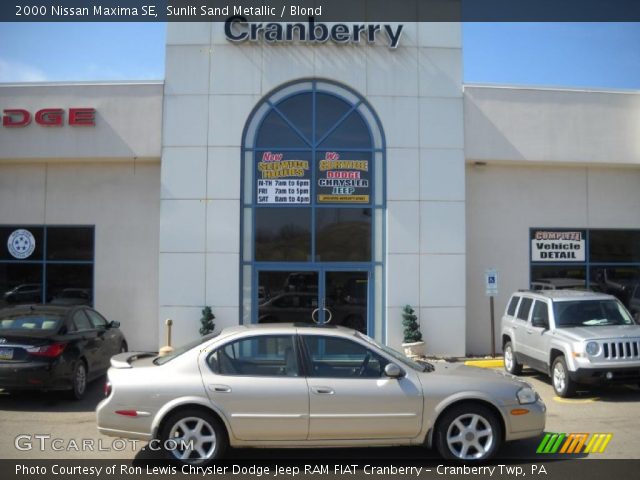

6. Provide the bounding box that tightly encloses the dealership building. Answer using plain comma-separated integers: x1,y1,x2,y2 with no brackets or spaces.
1,21,639,355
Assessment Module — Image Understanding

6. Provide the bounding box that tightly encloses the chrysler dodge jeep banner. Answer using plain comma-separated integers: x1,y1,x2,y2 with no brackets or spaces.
531,229,586,262
317,151,371,204
256,151,311,204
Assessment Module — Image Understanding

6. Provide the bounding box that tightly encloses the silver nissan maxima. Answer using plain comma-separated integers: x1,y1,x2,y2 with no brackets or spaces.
97,324,545,463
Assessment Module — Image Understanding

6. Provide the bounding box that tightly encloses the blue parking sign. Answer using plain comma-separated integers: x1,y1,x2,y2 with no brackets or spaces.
485,269,498,296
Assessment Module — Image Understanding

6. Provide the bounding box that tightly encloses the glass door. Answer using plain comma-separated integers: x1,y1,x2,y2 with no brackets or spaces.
257,270,319,325
323,270,369,333
256,268,370,334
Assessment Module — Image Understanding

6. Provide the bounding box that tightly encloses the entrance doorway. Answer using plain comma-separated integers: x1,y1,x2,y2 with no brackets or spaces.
257,269,370,333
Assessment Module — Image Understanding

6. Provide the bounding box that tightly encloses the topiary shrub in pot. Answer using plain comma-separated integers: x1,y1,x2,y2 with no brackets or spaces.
199,306,216,336
401,304,425,358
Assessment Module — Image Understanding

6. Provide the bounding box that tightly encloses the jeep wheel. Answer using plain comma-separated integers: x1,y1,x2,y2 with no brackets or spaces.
552,356,576,398
503,342,523,375
435,403,502,461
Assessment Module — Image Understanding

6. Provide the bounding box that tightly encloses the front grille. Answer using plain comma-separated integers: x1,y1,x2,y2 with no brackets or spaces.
602,340,640,359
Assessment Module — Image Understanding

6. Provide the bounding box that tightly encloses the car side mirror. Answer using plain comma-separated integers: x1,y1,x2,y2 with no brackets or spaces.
532,317,548,330
634,312,640,324
384,363,404,379
108,320,120,329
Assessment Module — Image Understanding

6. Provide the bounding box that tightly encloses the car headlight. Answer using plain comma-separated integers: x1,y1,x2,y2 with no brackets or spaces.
585,341,600,356
517,387,537,404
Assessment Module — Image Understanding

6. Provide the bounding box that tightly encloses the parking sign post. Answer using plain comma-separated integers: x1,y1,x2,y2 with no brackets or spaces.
485,269,498,358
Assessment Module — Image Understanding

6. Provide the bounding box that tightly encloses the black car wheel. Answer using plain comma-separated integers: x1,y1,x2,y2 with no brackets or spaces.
435,403,502,461
69,361,88,400
160,409,227,464
503,342,523,375
551,356,577,398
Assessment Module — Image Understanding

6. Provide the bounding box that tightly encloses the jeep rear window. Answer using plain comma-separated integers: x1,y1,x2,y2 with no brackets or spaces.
516,298,533,321
507,296,520,316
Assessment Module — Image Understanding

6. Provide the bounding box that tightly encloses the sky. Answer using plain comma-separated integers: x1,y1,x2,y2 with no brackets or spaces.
0,22,639,89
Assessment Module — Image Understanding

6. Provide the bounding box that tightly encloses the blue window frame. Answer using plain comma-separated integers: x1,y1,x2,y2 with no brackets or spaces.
240,80,386,341
0,225,95,306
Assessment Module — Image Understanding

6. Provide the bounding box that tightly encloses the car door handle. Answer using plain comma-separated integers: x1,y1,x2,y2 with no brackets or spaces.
208,384,232,393
526,329,533,334
311,386,334,395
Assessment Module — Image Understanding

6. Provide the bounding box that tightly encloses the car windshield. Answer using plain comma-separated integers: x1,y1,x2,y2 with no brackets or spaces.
553,300,635,327
0,314,63,331
154,332,220,365
355,332,433,372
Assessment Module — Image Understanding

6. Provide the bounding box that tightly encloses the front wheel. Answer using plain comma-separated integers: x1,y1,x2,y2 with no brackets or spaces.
551,356,577,398
160,409,227,464
435,403,502,461
68,361,87,400
503,342,523,375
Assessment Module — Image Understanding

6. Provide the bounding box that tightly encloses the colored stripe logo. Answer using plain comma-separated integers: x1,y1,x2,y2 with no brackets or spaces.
537,433,612,454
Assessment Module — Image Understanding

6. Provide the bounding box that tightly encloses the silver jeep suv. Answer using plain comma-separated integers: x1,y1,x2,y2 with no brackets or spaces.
501,290,640,397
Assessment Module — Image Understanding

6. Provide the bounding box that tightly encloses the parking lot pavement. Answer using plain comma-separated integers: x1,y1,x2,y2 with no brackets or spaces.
0,367,639,461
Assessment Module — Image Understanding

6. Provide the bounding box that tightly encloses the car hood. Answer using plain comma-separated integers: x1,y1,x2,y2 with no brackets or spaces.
424,362,529,390
554,325,640,341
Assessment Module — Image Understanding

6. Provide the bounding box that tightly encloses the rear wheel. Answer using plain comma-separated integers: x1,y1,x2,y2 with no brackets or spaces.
551,356,576,398
435,403,502,461
160,409,227,464
503,342,523,375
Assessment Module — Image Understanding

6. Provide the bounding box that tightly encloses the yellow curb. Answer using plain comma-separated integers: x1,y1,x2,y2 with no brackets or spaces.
553,396,599,404
464,359,504,368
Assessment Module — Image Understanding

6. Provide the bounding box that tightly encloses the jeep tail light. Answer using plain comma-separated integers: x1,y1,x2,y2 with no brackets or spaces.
27,342,66,358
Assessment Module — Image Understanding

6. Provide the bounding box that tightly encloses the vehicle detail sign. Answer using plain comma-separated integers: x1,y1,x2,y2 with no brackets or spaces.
256,152,310,204
317,152,370,203
531,230,585,262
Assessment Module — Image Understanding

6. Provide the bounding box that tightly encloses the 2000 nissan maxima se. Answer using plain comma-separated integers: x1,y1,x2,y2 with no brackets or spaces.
97,324,545,463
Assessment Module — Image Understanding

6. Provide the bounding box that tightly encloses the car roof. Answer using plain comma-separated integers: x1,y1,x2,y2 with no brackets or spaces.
220,323,357,336
514,290,615,302
0,304,77,316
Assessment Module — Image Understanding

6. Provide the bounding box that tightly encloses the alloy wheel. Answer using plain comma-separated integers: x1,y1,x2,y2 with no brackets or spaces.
445,413,494,460
167,416,217,462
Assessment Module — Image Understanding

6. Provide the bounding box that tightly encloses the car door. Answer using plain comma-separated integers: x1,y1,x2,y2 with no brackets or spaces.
85,308,120,371
302,334,423,440
526,300,553,365
198,333,309,441
71,309,103,374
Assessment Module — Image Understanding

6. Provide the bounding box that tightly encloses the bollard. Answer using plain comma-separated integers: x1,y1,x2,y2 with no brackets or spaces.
158,318,175,356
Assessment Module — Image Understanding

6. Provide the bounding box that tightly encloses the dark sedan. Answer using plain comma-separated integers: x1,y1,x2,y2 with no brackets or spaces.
0,305,127,399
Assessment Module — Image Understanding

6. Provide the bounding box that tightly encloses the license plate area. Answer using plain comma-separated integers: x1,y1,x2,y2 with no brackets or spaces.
0,348,14,360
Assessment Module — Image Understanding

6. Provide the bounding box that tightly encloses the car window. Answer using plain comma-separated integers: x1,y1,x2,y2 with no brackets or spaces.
531,301,549,326
516,297,533,321
302,335,389,379
554,300,635,327
0,314,62,331
506,296,520,316
72,310,93,331
154,332,219,365
209,335,299,377
85,309,107,328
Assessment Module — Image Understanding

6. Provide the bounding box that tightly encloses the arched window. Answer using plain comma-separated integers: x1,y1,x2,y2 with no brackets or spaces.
241,80,386,339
